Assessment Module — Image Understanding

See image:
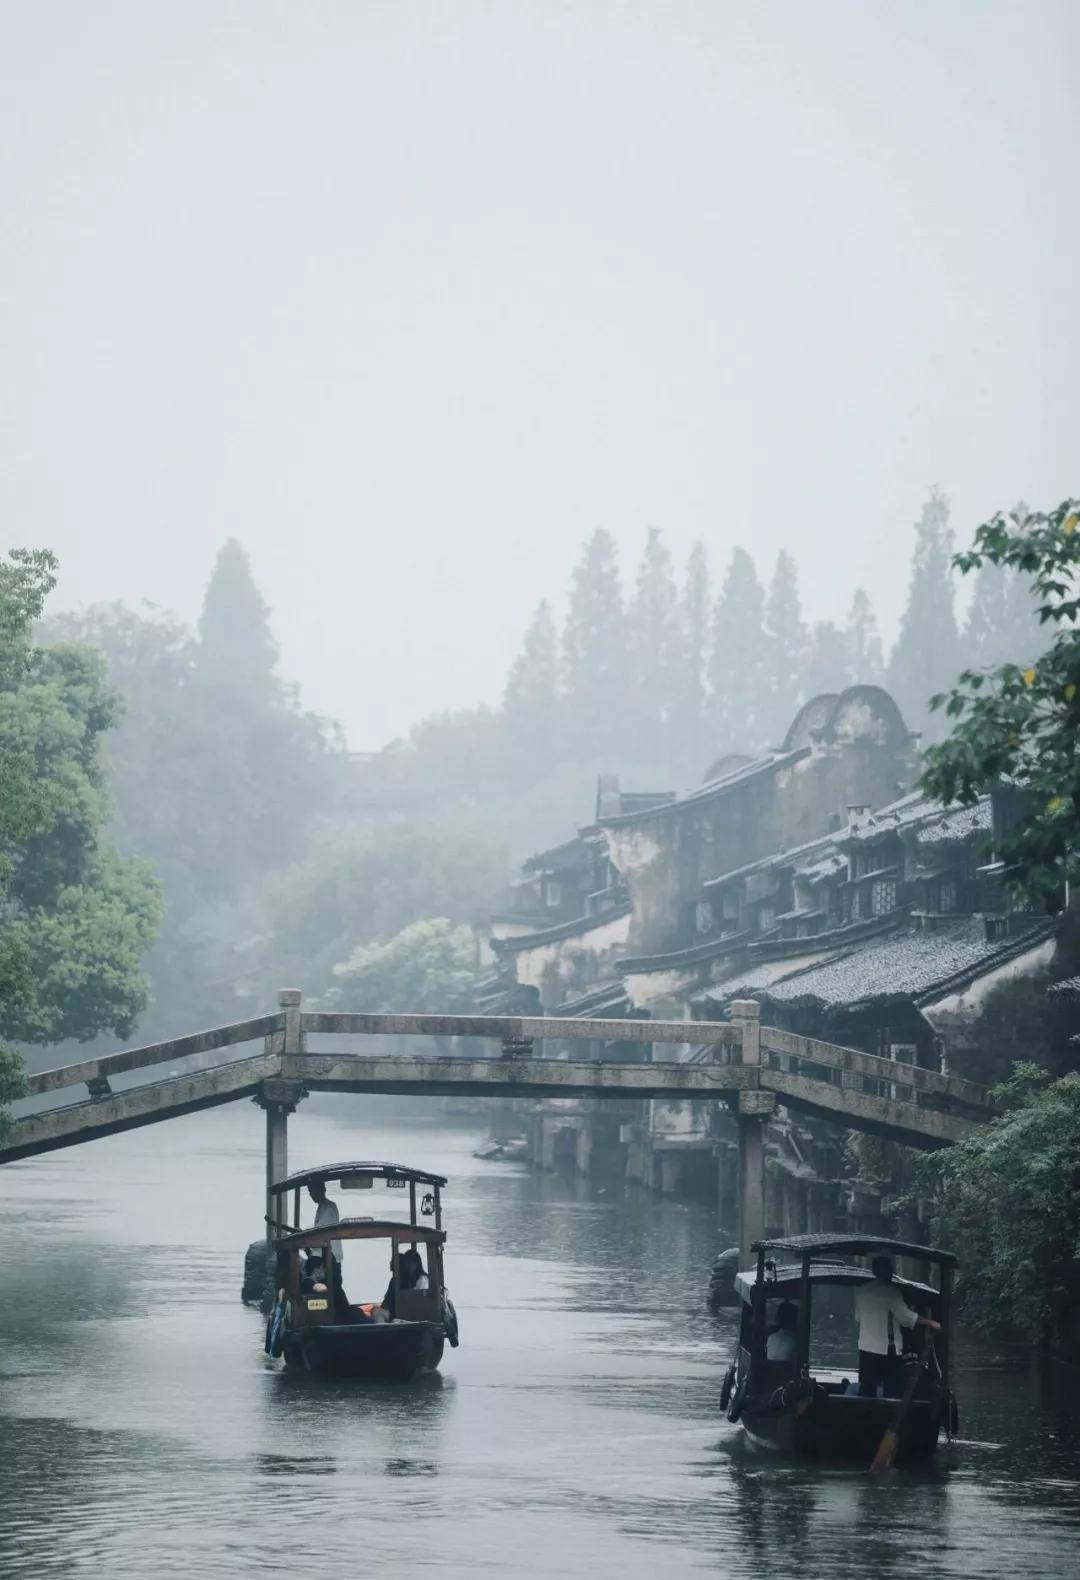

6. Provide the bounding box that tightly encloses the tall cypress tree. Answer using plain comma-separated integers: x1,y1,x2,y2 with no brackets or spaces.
845,587,884,683
763,549,808,742
562,529,627,753
888,488,960,738
673,540,710,776
805,620,852,698
503,600,560,746
706,547,769,758
196,538,279,699
627,528,680,755
964,563,1010,669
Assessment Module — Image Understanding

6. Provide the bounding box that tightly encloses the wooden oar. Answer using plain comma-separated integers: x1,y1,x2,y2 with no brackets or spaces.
869,1346,931,1473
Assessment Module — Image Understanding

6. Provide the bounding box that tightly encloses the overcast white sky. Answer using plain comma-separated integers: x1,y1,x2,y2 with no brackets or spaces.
3,1,1077,747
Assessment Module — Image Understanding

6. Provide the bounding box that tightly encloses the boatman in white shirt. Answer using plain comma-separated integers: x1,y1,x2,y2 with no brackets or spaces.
308,1178,349,1317
855,1255,940,1397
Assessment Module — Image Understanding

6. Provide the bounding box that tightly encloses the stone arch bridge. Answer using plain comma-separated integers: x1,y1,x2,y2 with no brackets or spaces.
2,991,995,1259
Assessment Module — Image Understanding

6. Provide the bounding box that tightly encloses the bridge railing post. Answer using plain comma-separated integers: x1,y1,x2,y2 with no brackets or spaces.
256,990,307,1238
280,988,303,1065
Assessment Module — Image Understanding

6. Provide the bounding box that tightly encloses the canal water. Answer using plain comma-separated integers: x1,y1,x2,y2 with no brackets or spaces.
1,1100,1078,1578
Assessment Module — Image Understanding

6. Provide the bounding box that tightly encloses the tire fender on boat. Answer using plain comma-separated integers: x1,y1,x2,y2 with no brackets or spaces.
443,1293,460,1348
726,1378,748,1424
264,1294,287,1359
720,1363,736,1412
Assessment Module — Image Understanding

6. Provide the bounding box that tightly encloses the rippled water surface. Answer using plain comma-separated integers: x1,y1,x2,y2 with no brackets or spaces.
1,1100,1078,1577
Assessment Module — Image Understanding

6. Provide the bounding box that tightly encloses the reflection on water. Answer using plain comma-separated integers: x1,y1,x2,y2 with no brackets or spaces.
0,1100,1078,1577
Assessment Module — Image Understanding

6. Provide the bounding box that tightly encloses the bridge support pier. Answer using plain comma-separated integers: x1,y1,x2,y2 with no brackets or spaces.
732,999,776,1267
255,1079,307,1236
737,1091,776,1266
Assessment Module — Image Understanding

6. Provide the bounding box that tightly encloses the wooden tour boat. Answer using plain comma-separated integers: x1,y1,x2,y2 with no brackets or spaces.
721,1233,959,1466
263,1161,459,1380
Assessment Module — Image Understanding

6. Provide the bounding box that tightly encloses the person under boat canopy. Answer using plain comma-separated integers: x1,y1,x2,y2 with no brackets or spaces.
765,1299,798,1361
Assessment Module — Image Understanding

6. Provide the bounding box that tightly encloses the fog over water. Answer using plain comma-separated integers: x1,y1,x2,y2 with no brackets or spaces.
1,1104,1078,1578
3,1,1079,743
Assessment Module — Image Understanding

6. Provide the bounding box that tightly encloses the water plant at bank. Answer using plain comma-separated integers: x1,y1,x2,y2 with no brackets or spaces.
917,1067,1080,1346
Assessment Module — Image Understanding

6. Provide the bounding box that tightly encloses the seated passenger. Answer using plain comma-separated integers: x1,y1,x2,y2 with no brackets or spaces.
766,1300,799,1362
400,1248,429,1292
381,1248,429,1318
300,1254,328,1294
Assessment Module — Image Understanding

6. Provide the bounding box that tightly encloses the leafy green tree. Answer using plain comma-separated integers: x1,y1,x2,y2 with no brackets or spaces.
919,1067,1080,1336
922,496,1080,907
805,620,851,698
1,551,161,1131
627,528,680,756
43,555,343,1035
845,587,884,684
503,601,561,750
330,918,477,1012
707,548,769,757
562,530,627,753
262,823,508,1002
763,549,808,741
888,487,961,738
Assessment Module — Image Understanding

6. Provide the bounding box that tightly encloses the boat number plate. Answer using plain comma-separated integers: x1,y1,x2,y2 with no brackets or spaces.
386,1178,407,1188
306,1298,328,1311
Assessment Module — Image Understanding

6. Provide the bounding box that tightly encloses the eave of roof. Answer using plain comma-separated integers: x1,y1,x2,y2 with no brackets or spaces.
616,929,753,976
597,747,810,827
490,903,633,953
703,830,837,892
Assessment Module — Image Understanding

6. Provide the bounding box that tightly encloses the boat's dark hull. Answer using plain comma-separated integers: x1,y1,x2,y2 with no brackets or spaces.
283,1321,445,1380
741,1392,941,1464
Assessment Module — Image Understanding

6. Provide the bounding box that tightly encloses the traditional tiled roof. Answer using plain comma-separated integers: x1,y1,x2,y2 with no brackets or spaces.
521,838,593,873
916,800,992,848
616,929,752,976
690,945,850,1005
747,916,1055,1012
702,831,837,892
554,980,632,1018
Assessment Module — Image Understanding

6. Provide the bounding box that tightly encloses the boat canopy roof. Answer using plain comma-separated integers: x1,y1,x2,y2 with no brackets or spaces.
270,1161,448,1193
750,1232,957,1268
735,1261,940,1305
278,1219,446,1250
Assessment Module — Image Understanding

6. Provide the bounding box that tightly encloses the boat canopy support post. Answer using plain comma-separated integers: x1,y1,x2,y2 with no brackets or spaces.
256,989,308,1239
733,1000,774,1267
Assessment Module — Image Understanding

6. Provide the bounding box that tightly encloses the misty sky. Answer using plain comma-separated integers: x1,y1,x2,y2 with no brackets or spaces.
3,1,1078,748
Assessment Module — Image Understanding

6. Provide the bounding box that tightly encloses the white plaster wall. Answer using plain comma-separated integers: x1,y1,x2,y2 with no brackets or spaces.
622,966,696,1005
921,937,1057,1031
512,909,633,993
602,825,663,879
490,918,543,942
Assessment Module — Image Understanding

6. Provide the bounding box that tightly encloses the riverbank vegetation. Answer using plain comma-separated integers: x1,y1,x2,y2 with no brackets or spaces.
919,496,1080,1342
0,549,161,1136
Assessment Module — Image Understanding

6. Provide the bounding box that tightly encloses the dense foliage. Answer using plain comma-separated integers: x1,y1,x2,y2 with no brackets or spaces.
922,497,1080,906
329,918,477,1013
262,824,508,1005
43,542,343,1038
920,1068,1080,1336
1,549,161,1131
